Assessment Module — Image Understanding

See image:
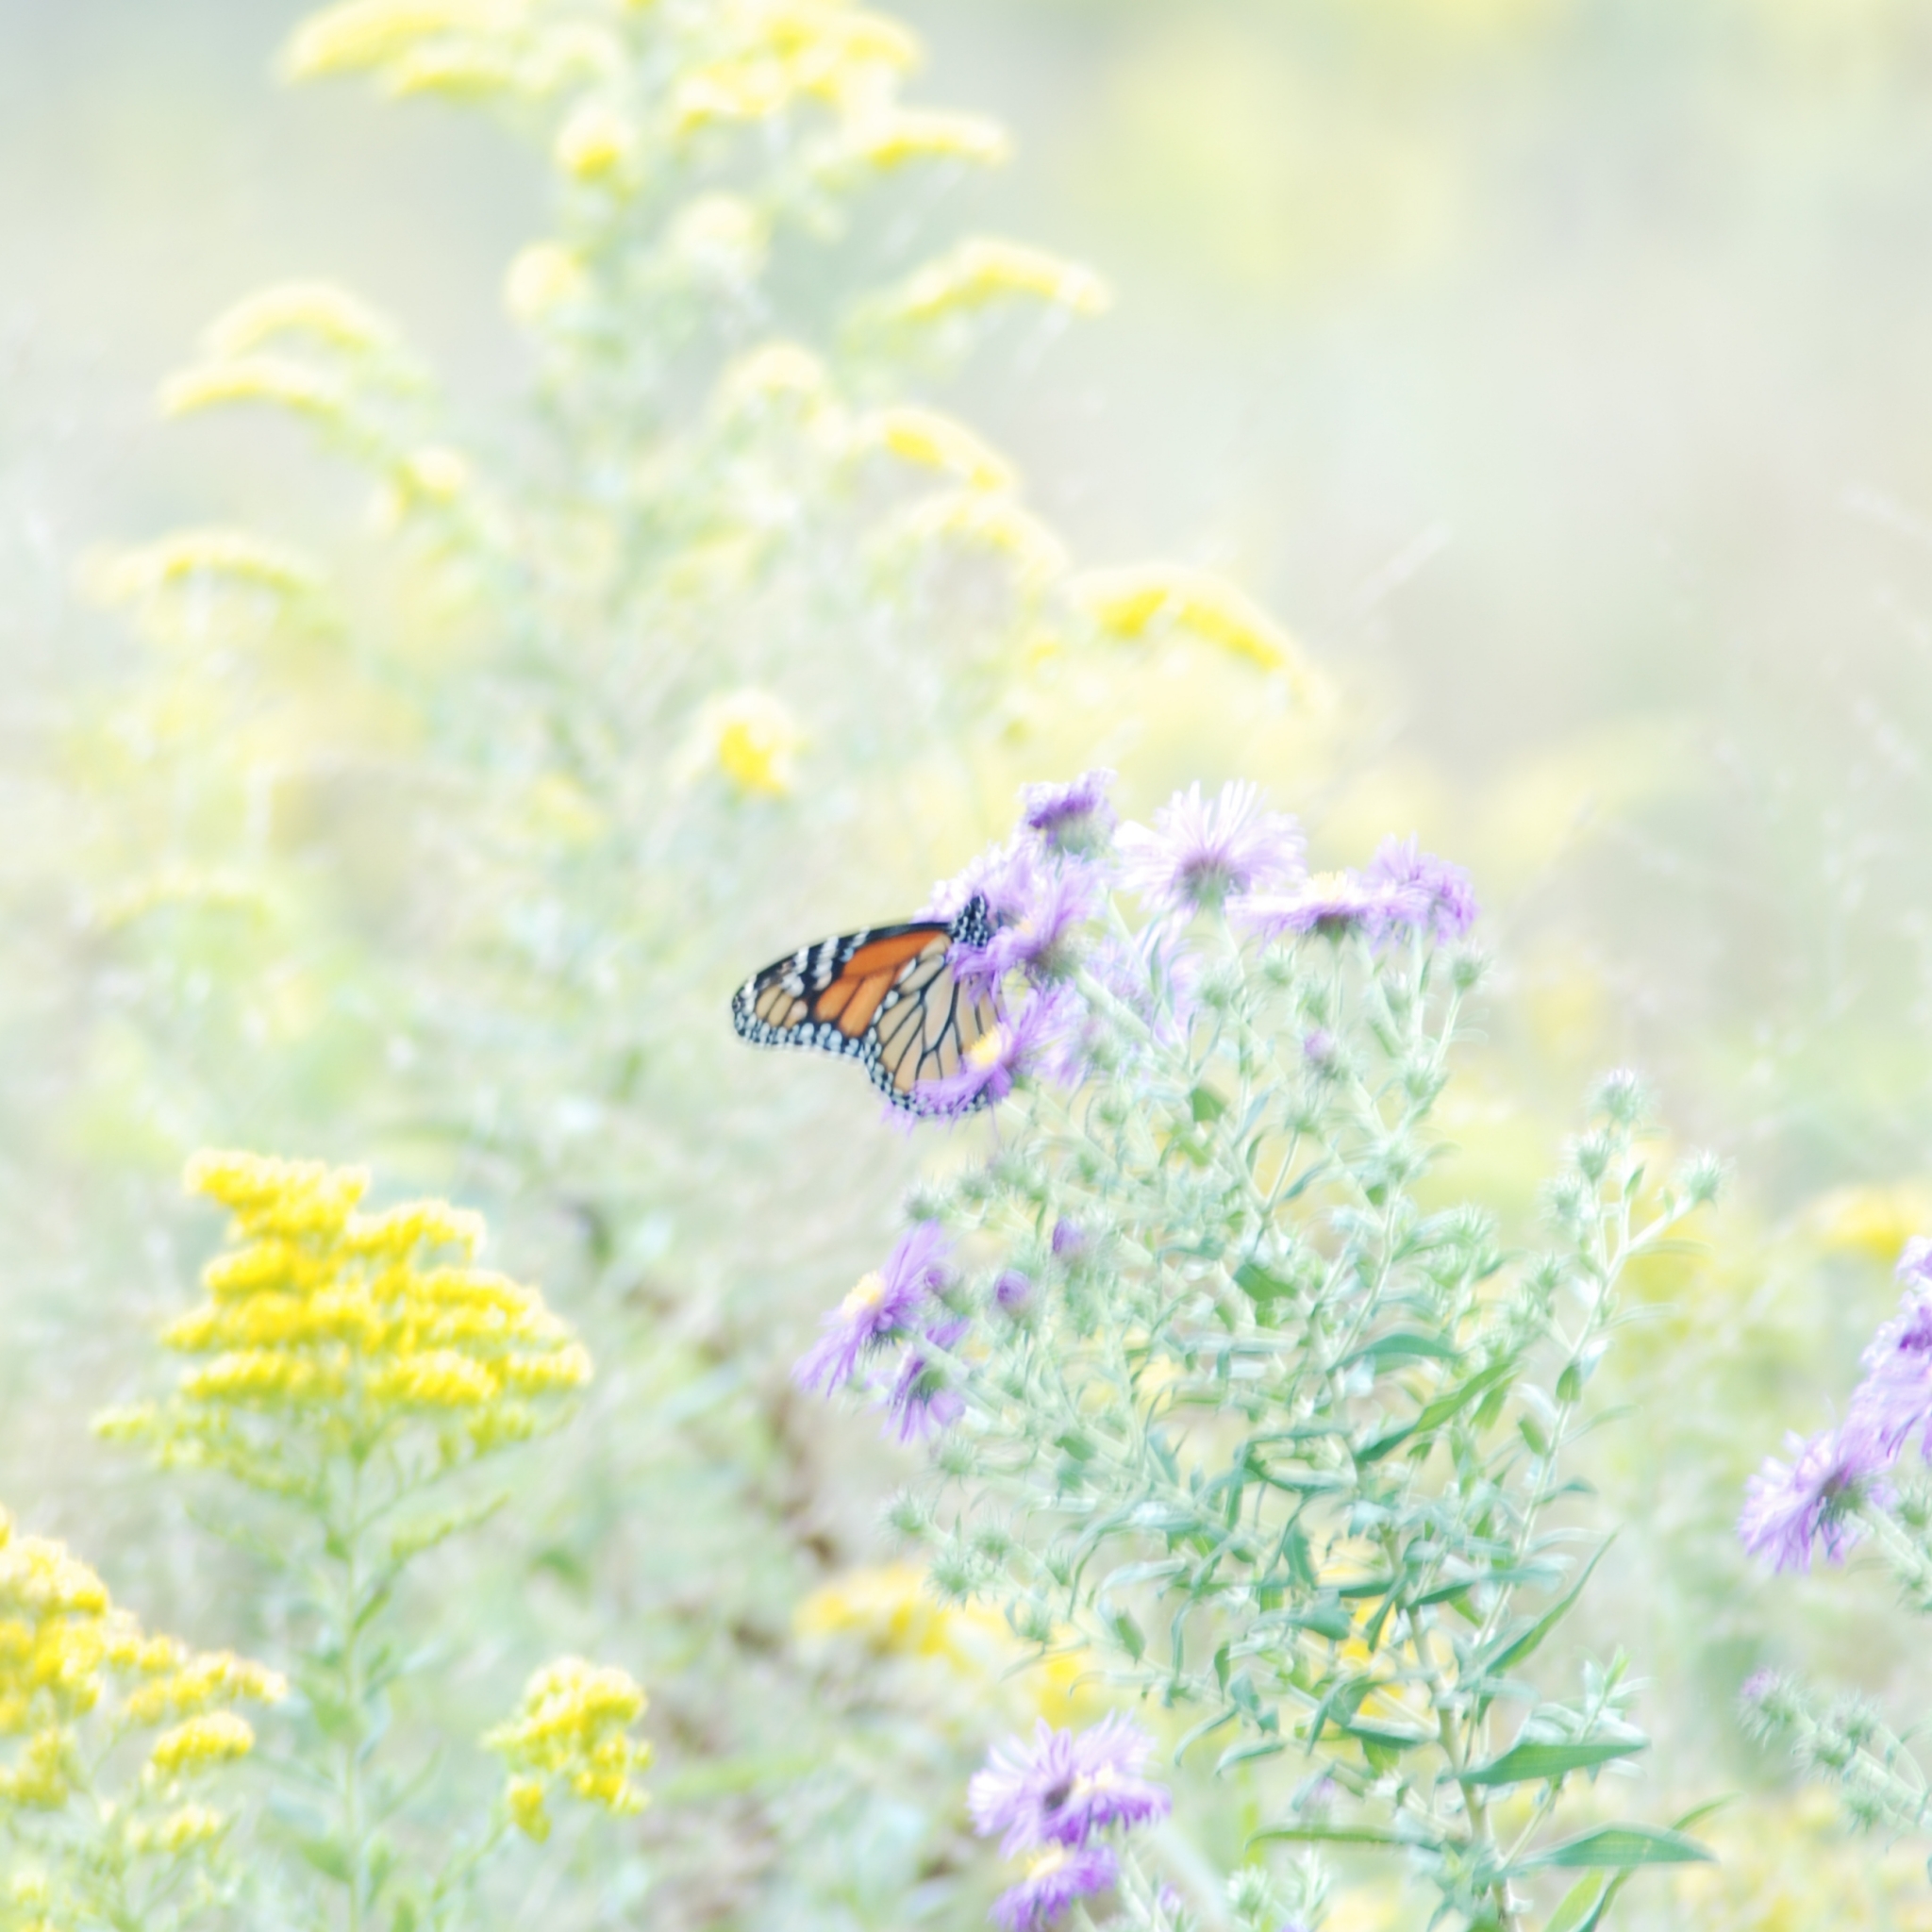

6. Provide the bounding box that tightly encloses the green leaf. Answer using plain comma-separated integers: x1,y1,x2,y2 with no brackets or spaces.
1249,1823,1407,1849
1463,1738,1646,1786
1190,1084,1228,1124
1341,1330,1461,1371
1468,1541,1610,1684
1235,1260,1297,1302
1109,1607,1146,1661
1515,1824,1717,1870
1338,1718,1431,1751
1412,1356,1516,1436
1215,1737,1287,1773
1543,1876,1607,1932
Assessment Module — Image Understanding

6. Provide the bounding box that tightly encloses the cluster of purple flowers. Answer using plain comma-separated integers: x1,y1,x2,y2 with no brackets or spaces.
1739,1240,1932,1571
911,771,1476,1122
966,1716,1172,1930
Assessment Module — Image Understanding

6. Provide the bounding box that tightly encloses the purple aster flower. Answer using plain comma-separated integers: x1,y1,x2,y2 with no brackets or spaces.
1738,1426,1890,1573
1362,835,1479,944
1089,918,1202,1056
1900,1238,1932,1289
924,986,1074,1116
794,1222,952,1393
924,839,1023,925
1231,870,1398,943
968,1715,1171,1857
1844,1285,1932,1463
1302,1027,1339,1075
964,848,1103,991
1020,770,1117,857
994,1270,1034,1313
1050,1219,1085,1258
991,1844,1118,1932
882,1317,968,1442
1117,781,1305,919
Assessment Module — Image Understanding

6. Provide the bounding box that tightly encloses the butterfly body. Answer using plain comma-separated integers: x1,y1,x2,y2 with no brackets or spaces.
732,895,997,1114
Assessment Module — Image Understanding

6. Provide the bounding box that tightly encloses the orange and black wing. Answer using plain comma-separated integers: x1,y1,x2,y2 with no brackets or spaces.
730,895,998,1115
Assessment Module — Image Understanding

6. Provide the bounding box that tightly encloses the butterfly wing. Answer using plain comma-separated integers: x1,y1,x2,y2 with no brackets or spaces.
731,897,998,1115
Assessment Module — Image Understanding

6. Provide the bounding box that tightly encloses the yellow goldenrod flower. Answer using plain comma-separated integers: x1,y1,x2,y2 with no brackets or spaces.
94,531,325,608
283,0,523,80
860,406,1015,491
883,238,1110,326
750,1,919,74
891,491,1067,587
485,1657,651,1819
1067,562,1303,676
845,107,1008,171
507,1774,550,1840
504,242,589,325
719,341,829,412
123,1654,288,1726
554,100,632,179
675,689,805,797
148,1711,254,1776
0,1728,76,1808
130,1803,229,1854
384,40,522,95
158,356,349,423
203,281,395,360
109,1154,591,1467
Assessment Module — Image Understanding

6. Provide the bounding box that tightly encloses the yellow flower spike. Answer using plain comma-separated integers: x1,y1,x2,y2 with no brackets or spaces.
368,1351,499,1408
716,341,832,419
203,281,396,360
385,41,524,96
751,1,919,73
861,406,1015,491
885,238,1110,326
1067,562,1305,678
283,0,524,80
507,1774,550,1840
504,242,589,325
554,100,632,179
670,62,791,136
158,356,350,423
675,689,806,797
485,1657,651,1818
132,1804,228,1854
149,1711,254,1776
846,107,1009,171
93,531,325,608
891,491,1068,588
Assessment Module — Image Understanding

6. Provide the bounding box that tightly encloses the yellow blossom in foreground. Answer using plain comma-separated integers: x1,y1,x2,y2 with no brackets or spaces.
846,107,1008,171
94,530,325,608
860,407,1015,491
676,689,805,797
485,1657,651,1825
283,0,525,80
891,491,1067,588
159,356,350,423
149,1712,254,1777
204,281,395,359
554,100,631,178
884,238,1110,325
106,1152,590,1470
504,242,589,325
1068,562,1304,677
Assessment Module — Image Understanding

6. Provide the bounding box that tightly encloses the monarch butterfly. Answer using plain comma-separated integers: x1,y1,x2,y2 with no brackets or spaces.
730,895,998,1115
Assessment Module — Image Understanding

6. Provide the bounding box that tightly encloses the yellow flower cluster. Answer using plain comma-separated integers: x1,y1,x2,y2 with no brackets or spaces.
881,238,1111,326
0,1507,283,1817
675,689,806,797
1069,561,1307,679
484,1657,652,1840
104,1152,591,1468
672,1,920,137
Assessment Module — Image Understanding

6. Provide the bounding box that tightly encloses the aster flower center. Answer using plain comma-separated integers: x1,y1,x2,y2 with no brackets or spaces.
967,1025,1009,1071
839,1271,888,1320
1025,1845,1072,1879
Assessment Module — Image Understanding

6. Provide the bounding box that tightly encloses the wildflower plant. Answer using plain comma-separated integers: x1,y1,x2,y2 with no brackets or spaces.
798,774,1724,1930
96,1152,646,1932
1738,1235,1932,1847
0,1507,283,1932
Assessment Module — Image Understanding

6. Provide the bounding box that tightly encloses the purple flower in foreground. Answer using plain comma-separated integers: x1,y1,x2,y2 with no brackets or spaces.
968,1715,1171,1856
794,1222,951,1393
924,987,1074,1116
883,1317,968,1442
966,849,1102,990
1021,770,1117,857
1231,870,1396,942
1117,781,1304,918
1739,1426,1889,1573
993,1270,1034,1313
991,1844,1117,1932
1363,835,1479,943
1846,1285,1932,1463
